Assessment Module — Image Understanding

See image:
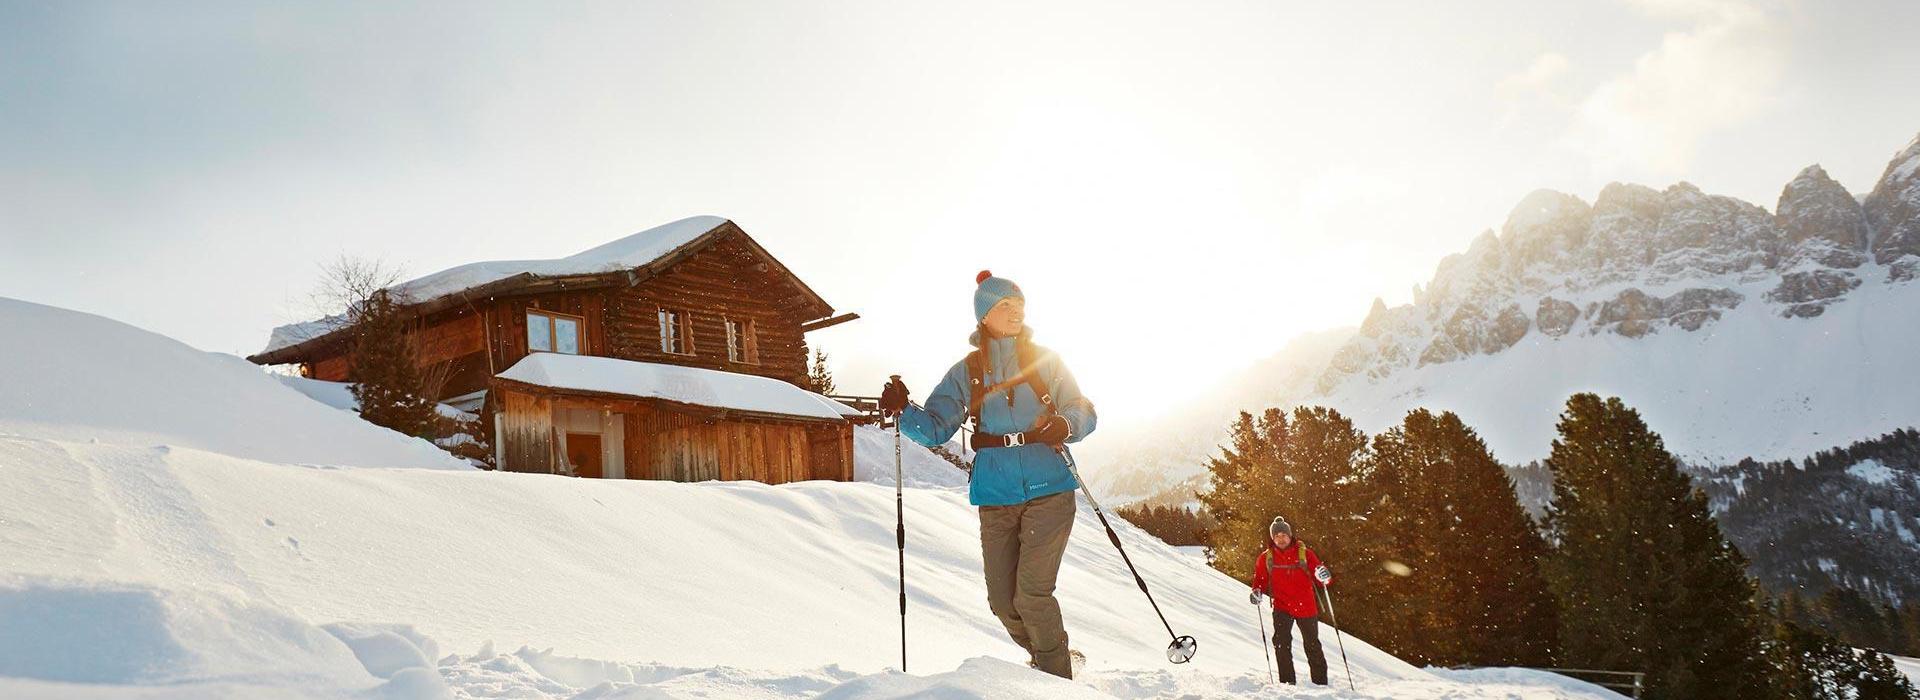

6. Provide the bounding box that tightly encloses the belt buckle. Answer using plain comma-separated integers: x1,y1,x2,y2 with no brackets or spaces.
1004,433,1025,448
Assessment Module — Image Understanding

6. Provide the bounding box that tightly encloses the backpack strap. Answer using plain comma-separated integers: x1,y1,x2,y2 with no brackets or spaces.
965,334,1056,429
966,348,988,428
1015,339,1057,421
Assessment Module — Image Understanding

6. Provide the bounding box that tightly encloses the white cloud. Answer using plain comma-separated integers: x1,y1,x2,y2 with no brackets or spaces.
1564,0,1785,178
1498,52,1571,102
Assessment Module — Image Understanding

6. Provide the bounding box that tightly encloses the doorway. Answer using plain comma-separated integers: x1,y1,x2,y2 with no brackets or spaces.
566,433,603,478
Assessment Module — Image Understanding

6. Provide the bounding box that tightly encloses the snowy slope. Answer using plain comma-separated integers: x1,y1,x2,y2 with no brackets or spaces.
0,298,1610,698
0,434,1616,699
1316,275,1920,465
1077,328,1356,507
1894,654,1920,688
0,297,465,470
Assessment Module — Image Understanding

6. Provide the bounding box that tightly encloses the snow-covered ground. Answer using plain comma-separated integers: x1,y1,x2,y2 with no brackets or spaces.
0,297,1617,699
1894,654,1920,688
0,297,464,470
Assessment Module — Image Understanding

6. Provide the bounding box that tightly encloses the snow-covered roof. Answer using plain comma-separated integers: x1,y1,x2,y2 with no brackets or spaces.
390,215,726,304
259,216,729,356
497,353,853,422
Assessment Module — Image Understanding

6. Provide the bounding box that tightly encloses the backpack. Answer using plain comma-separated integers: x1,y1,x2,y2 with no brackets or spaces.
964,334,1056,432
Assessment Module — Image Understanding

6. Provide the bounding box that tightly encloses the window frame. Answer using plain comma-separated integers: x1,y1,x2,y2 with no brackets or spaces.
526,308,587,356
658,308,695,356
724,317,760,365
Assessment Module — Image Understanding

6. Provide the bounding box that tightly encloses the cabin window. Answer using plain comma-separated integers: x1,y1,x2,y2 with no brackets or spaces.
725,318,759,364
527,310,583,355
658,308,693,355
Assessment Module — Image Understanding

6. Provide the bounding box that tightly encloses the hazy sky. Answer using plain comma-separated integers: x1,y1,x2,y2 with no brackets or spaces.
4,0,1918,423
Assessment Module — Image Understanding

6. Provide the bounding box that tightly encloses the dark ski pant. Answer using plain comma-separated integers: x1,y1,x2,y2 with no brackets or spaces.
1273,610,1329,685
979,490,1076,679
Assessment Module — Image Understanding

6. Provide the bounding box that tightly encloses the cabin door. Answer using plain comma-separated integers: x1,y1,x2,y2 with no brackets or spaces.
566,434,603,478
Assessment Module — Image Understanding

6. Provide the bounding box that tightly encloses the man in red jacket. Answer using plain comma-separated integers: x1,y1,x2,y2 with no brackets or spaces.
1249,516,1334,685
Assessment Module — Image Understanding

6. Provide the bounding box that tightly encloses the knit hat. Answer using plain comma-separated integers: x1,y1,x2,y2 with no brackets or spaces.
1270,516,1293,539
973,270,1024,322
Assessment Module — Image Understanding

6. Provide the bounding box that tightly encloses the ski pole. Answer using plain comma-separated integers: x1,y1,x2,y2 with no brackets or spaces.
1061,448,1198,664
1256,598,1273,684
892,400,907,672
1316,582,1354,690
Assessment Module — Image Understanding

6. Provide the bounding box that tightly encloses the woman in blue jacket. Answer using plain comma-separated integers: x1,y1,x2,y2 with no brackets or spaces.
879,270,1097,679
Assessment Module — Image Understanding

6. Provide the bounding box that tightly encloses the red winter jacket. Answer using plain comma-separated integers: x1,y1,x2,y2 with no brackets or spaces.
1252,541,1328,618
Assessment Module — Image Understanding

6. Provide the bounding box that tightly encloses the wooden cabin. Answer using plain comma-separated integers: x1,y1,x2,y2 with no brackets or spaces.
248,216,860,483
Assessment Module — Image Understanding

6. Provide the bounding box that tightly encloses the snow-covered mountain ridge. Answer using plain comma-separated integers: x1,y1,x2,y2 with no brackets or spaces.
1082,132,1920,507
1320,133,1920,394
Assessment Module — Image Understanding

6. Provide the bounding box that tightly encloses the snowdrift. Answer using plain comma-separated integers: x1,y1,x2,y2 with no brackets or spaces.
0,297,465,469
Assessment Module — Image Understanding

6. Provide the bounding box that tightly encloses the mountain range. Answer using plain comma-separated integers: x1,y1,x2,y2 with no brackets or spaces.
1080,133,1920,602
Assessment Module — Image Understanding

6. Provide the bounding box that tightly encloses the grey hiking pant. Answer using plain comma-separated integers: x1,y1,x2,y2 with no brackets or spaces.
979,489,1076,678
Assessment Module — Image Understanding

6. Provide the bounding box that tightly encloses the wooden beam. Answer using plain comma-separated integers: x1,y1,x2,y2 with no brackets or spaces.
799,313,861,333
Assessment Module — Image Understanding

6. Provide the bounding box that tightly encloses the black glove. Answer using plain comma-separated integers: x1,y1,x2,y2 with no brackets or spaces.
879,375,909,416
1027,415,1071,446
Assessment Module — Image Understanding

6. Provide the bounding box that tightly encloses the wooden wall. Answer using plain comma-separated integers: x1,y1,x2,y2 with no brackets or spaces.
498,389,557,473
481,290,610,376
606,235,814,387
621,400,849,484
494,386,852,484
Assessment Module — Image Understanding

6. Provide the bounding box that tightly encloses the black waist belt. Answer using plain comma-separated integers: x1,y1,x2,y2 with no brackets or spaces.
972,429,1047,450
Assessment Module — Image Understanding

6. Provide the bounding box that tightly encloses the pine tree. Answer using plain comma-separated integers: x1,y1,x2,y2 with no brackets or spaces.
1542,394,1775,700
1901,602,1920,656
1199,406,1388,639
1776,617,1920,700
807,348,836,395
1199,409,1284,583
347,290,435,437
1818,587,1892,652
1369,409,1557,667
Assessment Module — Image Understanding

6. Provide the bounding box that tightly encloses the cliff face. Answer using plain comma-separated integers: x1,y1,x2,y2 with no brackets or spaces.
1320,135,1920,396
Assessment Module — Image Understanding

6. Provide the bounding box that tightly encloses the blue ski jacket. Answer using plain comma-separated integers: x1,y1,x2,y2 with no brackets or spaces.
899,328,1097,506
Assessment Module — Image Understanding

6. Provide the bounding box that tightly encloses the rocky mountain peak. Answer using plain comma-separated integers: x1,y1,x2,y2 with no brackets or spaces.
1314,132,1920,394
1776,163,1869,267
1864,131,1920,272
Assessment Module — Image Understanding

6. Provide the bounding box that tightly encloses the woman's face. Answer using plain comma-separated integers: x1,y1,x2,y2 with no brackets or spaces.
983,297,1025,338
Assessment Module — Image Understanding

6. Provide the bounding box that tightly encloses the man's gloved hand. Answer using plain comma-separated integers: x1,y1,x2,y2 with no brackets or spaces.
1027,415,1071,446
1249,589,1267,606
1314,565,1333,585
879,376,909,417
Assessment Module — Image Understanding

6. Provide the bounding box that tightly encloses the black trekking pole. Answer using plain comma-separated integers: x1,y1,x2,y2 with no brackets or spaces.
890,390,907,673
1256,599,1274,684
1316,582,1354,690
1061,449,1198,664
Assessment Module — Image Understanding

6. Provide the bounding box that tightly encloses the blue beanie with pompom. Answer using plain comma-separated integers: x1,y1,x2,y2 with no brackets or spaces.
972,270,1023,322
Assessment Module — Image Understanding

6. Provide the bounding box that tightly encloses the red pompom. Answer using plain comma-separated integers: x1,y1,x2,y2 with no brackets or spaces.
976,270,993,284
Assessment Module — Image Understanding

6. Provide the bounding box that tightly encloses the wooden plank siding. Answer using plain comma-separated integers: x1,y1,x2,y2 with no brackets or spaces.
481,290,611,377
499,389,557,473
494,384,851,484
604,234,814,387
